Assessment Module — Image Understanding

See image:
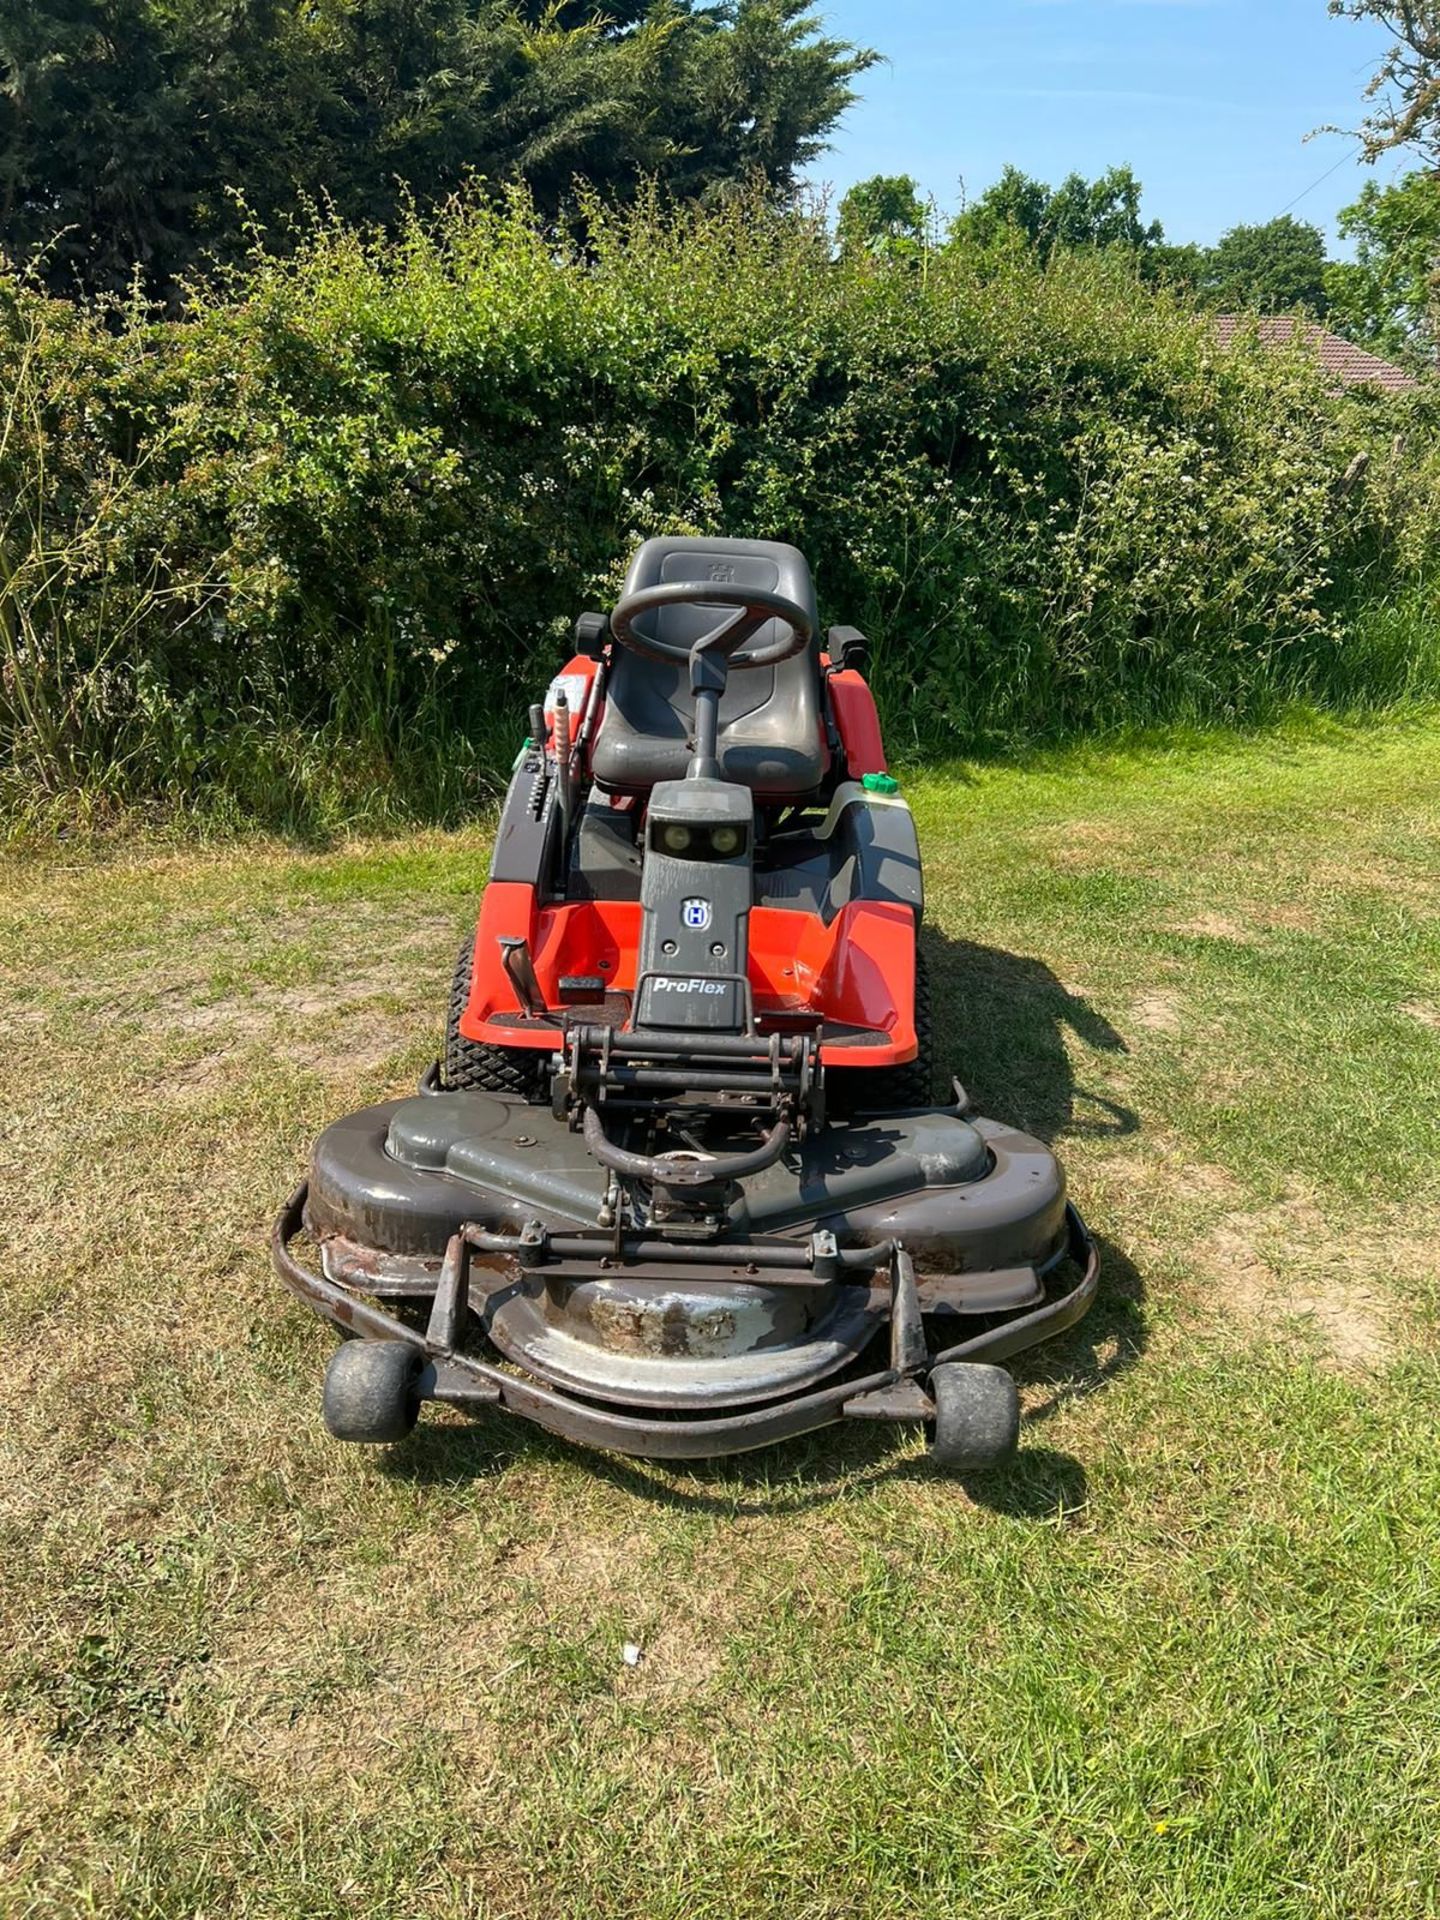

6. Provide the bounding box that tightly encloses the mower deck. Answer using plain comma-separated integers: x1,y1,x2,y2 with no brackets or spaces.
272,1074,1098,1460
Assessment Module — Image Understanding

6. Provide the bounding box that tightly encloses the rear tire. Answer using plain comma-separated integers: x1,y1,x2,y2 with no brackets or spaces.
442,938,549,1101
323,1340,425,1444
928,1362,1020,1470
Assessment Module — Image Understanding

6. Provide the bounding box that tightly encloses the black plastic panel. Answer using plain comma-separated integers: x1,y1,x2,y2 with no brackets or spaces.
490,750,561,887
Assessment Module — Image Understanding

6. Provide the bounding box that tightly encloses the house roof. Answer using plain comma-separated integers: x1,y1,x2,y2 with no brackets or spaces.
1213,314,1418,392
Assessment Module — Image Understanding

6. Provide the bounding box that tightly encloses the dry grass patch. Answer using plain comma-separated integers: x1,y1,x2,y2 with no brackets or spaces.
1166,911,1256,942
1192,1194,1416,1374
1300,851,1440,906
1130,988,1184,1034
1040,820,1144,868
1073,1135,1421,1378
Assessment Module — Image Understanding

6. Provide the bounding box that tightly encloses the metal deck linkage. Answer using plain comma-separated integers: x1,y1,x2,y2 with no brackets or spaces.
272,1187,1099,1460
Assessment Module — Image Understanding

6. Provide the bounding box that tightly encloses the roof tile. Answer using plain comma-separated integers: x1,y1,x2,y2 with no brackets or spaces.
1213,314,1418,391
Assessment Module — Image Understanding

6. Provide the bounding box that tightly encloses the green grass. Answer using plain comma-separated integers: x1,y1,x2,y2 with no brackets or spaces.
2,718,1439,1918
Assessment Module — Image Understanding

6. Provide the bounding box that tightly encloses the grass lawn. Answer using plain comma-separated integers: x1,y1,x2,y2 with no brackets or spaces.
2,717,1439,1919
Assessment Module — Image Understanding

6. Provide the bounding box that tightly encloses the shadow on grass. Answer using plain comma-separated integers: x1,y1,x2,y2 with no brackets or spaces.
381,937,1147,1515
924,927,1138,1145
1013,1235,1147,1423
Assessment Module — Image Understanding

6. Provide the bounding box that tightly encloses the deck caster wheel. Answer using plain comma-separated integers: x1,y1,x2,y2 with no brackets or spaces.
928,1362,1020,1470
322,1340,425,1444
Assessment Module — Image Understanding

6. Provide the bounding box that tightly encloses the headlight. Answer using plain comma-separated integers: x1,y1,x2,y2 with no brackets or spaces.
660,823,692,853
710,825,742,856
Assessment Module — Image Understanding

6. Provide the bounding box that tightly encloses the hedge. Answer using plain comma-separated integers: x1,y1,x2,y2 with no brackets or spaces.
3,189,1438,828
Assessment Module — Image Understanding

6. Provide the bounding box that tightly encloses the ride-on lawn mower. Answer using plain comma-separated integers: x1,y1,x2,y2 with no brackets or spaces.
274,538,1098,1468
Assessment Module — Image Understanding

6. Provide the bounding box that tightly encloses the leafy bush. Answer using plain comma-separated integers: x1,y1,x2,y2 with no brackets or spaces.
3,190,1438,828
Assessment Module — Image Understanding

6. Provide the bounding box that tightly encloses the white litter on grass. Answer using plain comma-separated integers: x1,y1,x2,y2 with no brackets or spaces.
621,1641,644,1667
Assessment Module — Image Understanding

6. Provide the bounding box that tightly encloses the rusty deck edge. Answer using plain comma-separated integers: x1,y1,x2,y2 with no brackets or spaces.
271,1183,1100,1460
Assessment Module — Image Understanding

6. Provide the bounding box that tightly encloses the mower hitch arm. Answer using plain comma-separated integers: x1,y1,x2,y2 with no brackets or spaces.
580,1104,791,1187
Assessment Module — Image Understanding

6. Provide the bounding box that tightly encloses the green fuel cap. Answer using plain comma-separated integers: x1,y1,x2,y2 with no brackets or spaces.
862,771,900,794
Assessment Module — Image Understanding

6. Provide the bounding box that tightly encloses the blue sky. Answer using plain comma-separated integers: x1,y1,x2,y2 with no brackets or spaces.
808,1,1409,251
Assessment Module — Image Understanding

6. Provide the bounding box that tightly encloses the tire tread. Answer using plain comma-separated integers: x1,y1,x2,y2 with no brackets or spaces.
442,938,547,1100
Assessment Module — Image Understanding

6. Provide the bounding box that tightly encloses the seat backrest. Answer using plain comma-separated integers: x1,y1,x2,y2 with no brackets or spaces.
620,537,820,659
591,537,829,800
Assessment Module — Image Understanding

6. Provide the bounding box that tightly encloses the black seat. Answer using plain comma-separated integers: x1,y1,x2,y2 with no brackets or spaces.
590,537,831,799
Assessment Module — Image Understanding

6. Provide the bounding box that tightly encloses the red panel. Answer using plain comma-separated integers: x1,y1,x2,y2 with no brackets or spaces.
460,885,645,1049
461,859,916,1067
543,655,601,733
826,669,886,776
534,899,642,997
463,892,917,1063
460,882,544,1044
750,901,916,1066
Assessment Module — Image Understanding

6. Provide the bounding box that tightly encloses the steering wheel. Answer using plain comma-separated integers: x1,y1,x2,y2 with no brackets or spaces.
609,580,813,669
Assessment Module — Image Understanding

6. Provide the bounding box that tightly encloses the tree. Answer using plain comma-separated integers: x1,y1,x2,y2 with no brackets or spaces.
1329,2,1440,164
1045,166,1163,255
1324,169,1440,363
1202,216,1328,315
836,173,926,257
1144,240,1209,292
949,165,1052,254
949,164,1164,262
0,0,875,300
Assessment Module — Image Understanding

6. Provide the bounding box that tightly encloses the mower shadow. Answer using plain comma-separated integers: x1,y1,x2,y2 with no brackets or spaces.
383,934,1148,1515
922,927,1139,1145
918,931,1148,1512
